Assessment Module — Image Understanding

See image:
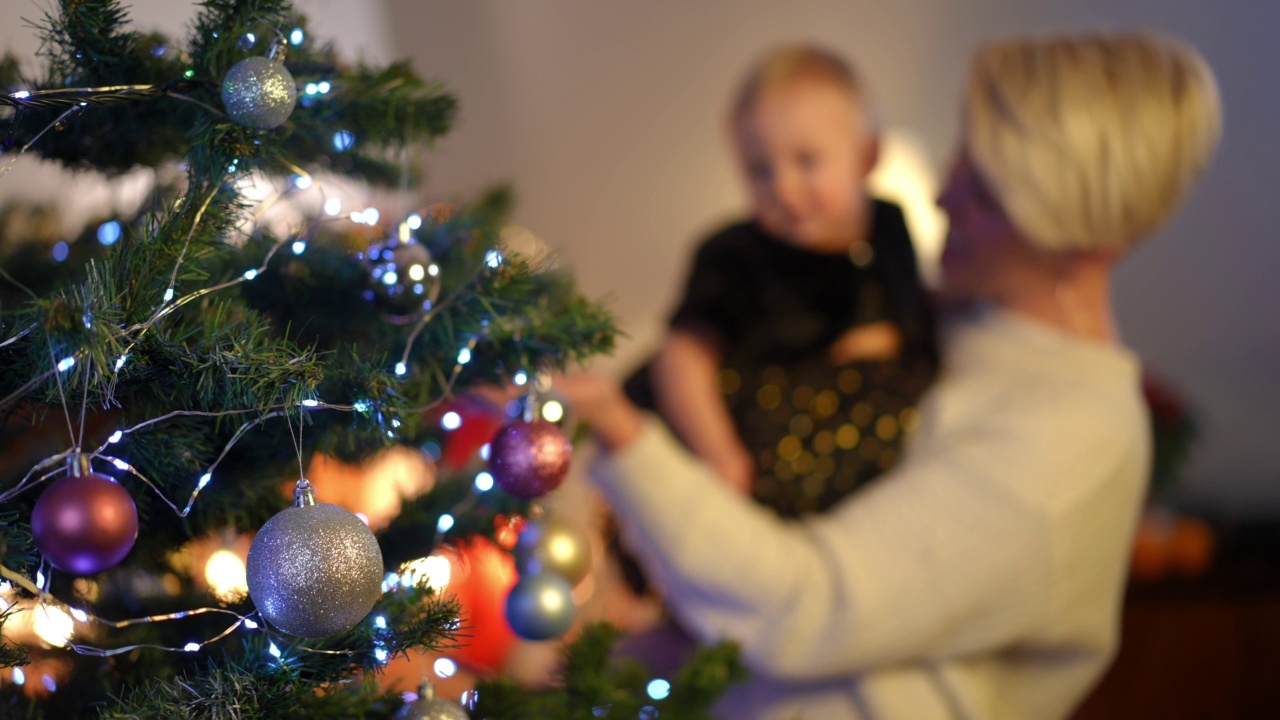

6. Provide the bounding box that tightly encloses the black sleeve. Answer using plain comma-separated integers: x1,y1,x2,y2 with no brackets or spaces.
667,235,750,347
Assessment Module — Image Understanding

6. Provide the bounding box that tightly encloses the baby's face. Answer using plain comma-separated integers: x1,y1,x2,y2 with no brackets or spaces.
734,82,875,252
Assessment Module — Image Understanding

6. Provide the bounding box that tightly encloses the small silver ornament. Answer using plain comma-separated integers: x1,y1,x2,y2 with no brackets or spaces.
505,571,575,641
222,55,298,130
394,680,470,720
362,223,441,323
514,519,591,585
246,480,383,637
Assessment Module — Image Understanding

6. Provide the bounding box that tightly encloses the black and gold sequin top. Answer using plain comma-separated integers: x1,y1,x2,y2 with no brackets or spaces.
626,199,938,518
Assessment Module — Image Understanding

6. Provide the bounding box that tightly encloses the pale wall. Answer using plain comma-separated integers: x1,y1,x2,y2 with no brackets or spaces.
386,0,1280,513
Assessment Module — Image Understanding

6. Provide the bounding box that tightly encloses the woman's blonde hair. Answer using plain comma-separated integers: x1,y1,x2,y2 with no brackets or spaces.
732,44,879,133
965,31,1222,254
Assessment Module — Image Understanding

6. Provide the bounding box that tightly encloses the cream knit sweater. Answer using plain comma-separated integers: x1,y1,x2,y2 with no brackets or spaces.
591,308,1149,719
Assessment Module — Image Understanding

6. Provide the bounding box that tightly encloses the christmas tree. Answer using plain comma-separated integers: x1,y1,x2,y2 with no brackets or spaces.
0,1,741,717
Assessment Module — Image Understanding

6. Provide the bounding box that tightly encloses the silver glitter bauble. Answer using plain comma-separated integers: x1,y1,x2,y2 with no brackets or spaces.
394,681,470,720
221,56,298,130
246,482,383,637
514,519,591,585
362,231,441,323
505,571,575,641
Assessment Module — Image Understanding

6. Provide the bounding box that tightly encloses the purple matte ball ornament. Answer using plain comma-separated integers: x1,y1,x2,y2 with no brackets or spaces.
32,455,138,575
487,419,572,499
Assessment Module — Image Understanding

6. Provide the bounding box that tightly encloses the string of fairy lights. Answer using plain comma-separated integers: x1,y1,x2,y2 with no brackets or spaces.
0,231,529,685
0,66,548,690
0,27,609,715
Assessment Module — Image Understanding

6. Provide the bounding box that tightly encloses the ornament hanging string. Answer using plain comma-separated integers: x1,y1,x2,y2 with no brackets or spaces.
283,391,306,481
44,341,79,449
76,351,91,450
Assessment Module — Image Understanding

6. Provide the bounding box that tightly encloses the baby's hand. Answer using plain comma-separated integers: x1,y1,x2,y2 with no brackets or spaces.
709,445,756,495
829,321,904,364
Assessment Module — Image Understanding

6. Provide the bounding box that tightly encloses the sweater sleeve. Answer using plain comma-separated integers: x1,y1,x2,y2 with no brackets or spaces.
591,417,1053,680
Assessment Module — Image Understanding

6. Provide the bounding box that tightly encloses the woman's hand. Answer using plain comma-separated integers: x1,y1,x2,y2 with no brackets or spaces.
552,373,645,451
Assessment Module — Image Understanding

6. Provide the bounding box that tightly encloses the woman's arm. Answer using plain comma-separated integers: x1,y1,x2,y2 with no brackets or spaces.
565,378,1056,680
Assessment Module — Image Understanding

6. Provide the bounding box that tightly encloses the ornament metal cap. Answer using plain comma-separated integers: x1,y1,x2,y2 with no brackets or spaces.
67,452,91,478
416,679,438,702
266,36,288,62
293,478,317,507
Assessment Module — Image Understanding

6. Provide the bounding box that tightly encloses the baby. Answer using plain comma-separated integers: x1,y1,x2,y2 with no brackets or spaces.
626,44,937,517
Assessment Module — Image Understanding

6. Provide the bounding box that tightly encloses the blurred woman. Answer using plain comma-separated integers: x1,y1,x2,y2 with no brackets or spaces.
563,30,1221,720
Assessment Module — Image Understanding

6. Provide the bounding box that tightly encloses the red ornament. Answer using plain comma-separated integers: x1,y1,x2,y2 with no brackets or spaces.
488,419,572,499
445,536,518,674
433,395,505,473
32,467,138,575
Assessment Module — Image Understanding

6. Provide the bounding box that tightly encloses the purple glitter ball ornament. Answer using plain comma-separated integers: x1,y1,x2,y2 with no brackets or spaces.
487,419,572,499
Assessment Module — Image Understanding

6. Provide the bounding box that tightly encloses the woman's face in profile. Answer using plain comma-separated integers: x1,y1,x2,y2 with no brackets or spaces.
936,151,1026,301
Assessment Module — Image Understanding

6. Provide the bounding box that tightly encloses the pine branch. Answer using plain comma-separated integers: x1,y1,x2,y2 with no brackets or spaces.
471,623,747,719
100,653,405,720
378,473,529,570
0,607,31,670
0,1,679,717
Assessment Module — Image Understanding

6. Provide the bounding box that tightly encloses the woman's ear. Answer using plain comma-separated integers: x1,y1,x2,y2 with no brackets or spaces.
861,133,881,177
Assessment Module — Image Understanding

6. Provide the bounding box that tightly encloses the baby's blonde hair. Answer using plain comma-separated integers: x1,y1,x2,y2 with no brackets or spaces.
966,31,1222,254
732,44,879,133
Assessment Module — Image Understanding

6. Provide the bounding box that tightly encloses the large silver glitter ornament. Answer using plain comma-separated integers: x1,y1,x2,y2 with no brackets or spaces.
504,571,576,641
246,480,383,637
362,223,441,323
221,55,298,130
394,680,470,720
514,519,591,585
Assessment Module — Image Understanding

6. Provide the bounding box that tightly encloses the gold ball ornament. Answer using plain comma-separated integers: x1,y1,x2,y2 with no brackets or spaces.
513,519,591,586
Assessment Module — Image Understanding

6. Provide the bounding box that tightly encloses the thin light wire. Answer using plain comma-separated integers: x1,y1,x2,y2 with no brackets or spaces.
165,184,222,295
0,322,35,349
0,366,56,412
0,120,531,664
0,160,538,660
0,106,86,181
163,90,224,117
107,233,294,390
88,401,356,517
0,453,71,504
0,266,37,301
1,561,256,658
